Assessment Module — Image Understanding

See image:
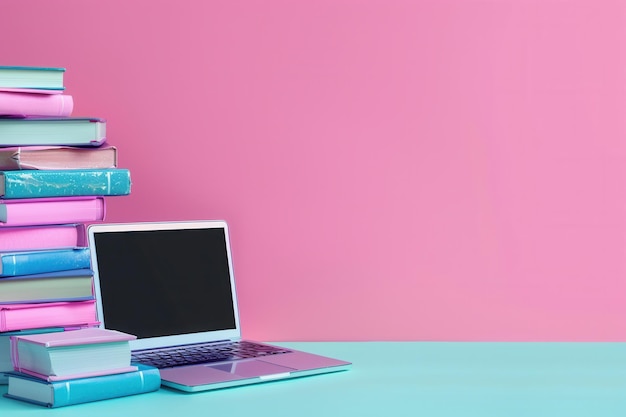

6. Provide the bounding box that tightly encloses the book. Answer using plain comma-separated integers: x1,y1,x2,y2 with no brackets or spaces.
0,268,94,303
4,364,160,407
0,224,87,251
0,66,65,91
0,168,131,199
0,328,65,384
0,248,91,277
0,90,73,117
0,145,117,170
0,300,98,332
10,328,137,381
0,117,106,147
0,196,105,226
0,88,63,94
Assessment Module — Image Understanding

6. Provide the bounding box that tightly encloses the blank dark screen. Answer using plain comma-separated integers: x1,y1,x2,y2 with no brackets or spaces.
93,227,237,338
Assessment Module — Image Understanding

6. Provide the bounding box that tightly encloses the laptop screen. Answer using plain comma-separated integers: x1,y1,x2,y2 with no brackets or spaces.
89,222,238,341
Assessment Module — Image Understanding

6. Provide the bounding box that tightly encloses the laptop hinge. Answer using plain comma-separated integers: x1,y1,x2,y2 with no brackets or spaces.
132,339,239,353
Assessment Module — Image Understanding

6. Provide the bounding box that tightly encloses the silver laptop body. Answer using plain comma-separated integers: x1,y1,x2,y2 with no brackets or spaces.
87,220,350,392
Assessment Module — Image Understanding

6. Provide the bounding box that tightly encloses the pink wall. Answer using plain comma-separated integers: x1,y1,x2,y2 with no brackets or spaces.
3,0,626,341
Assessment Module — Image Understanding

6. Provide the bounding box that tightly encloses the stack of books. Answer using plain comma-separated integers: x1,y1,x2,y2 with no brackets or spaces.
0,66,132,383
4,328,160,407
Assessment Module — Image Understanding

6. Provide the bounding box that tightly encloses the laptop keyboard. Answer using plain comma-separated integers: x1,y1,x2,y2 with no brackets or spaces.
131,340,292,369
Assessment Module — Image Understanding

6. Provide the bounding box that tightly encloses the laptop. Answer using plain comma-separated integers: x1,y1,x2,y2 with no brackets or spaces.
87,220,351,392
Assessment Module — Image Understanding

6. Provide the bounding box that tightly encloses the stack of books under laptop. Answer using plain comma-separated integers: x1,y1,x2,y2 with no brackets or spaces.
0,65,131,386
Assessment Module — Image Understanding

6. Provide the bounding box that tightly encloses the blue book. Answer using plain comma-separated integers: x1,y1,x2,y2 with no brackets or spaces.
0,328,65,385
4,364,161,408
0,168,131,199
0,268,94,304
0,247,91,277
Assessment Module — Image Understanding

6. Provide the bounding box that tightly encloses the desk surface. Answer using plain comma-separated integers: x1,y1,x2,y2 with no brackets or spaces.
1,342,625,416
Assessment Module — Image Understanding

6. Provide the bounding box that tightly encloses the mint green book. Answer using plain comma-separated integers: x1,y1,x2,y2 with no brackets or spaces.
0,168,131,199
0,66,65,91
0,117,106,147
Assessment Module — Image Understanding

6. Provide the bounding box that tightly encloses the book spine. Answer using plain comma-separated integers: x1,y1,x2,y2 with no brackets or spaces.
0,300,98,332
0,248,91,277
0,327,65,385
0,92,73,117
0,224,86,251
52,366,160,407
5,365,160,407
0,169,131,199
0,197,105,226
0,328,65,382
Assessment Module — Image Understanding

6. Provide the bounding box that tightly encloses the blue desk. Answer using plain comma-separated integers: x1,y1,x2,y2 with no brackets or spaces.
1,342,625,416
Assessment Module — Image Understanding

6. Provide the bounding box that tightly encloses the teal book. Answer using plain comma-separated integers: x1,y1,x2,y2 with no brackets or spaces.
0,248,91,277
0,117,106,147
0,66,65,91
4,364,161,408
0,168,131,199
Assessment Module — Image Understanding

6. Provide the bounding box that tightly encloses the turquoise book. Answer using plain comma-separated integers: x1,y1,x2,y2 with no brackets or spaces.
0,66,65,91
4,364,161,408
0,168,131,199
0,247,91,277
0,117,105,147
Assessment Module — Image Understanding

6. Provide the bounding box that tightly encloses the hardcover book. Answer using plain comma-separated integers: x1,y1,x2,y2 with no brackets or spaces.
4,364,160,407
0,91,73,117
10,328,137,381
0,268,94,304
0,196,105,226
0,145,117,170
0,300,98,332
0,224,87,251
0,328,65,385
0,66,65,91
0,169,131,199
0,248,91,277
0,117,106,147
0,88,63,94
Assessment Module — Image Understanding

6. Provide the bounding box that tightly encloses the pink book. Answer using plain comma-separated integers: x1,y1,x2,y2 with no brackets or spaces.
0,146,118,170
0,90,73,117
10,328,137,381
12,366,139,382
11,328,135,347
0,196,105,227
0,224,87,251
0,300,98,332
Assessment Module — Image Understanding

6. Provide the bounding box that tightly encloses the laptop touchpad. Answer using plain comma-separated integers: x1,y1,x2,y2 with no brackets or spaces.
209,360,294,378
